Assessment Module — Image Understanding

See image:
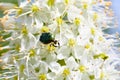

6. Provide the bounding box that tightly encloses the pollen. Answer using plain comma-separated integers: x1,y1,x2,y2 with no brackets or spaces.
100,72,104,79
85,44,90,49
17,8,23,15
74,18,81,26
41,26,50,32
47,44,55,52
47,0,55,7
29,49,36,57
56,17,63,26
91,28,95,35
93,13,98,21
64,0,69,5
82,3,88,9
39,74,47,80
21,26,28,35
68,38,76,47
63,68,70,76
79,65,86,72
31,5,39,12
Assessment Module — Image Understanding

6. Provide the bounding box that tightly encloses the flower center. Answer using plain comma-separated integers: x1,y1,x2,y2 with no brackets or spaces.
91,28,95,35
47,44,55,52
56,17,63,26
31,5,39,12
21,26,28,35
63,68,70,76
39,74,47,80
83,3,88,9
93,13,98,21
29,49,36,57
17,8,23,15
74,18,81,26
79,65,86,72
100,72,104,79
85,43,91,49
47,0,55,7
64,0,69,5
68,38,76,47
41,26,50,33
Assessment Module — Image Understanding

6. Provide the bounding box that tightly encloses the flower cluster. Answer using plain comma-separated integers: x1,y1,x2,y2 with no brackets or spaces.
0,0,120,80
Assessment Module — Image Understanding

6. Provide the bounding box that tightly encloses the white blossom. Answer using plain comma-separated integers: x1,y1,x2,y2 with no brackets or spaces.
0,0,120,80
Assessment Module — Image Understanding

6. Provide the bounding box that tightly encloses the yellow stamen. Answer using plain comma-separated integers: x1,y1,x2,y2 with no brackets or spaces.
56,17,63,26
17,8,23,15
63,68,70,76
79,65,86,72
47,44,55,52
64,0,69,5
41,26,49,32
39,74,47,80
85,44,90,49
21,26,28,35
74,18,81,26
68,38,76,47
83,3,88,9
93,13,98,21
100,72,104,79
47,0,55,7
31,5,39,12
29,49,36,57
91,28,95,35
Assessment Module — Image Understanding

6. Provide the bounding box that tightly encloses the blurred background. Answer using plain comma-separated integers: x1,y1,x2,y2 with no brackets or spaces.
111,0,120,33
0,0,18,17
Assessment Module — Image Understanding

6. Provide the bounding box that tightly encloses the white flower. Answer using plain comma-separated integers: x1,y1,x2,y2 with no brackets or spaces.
0,0,120,80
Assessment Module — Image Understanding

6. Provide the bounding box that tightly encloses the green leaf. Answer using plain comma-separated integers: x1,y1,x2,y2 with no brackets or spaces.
57,59,66,66
2,33,12,39
0,41,9,47
0,48,11,56
0,0,18,5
